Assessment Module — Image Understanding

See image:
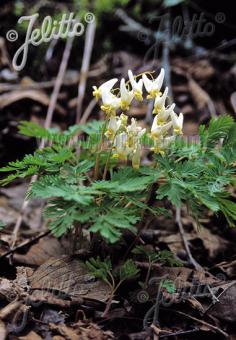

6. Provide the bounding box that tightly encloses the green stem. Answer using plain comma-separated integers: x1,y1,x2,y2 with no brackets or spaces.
94,119,108,180
102,134,116,180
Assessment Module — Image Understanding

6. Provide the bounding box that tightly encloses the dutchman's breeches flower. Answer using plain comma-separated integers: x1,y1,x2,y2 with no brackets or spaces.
170,111,184,135
128,70,143,101
143,68,165,99
93,67,184,167
92,78,118,101
119,78,134,110
153,87,169,115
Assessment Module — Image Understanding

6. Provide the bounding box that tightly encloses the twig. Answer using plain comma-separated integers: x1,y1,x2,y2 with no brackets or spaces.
175,207,203,271
41,36,74,142
116,9,153,38
76,20,96,124
162,12,173,102
166,309,229,338
80,98,97,125
0,301,22,320
11,37,74,250
152,286,162,327
159,327,200,338
1,231,50,259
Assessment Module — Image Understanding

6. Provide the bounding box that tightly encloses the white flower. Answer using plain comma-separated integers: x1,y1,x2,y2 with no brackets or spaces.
127,118,145,136
170,111,184,135
132,143,142,169
113,132,131,159
143,68,165,99
120,113,128,126
151,116,172,138
105,116,122,139
100,90,120,116
155,103,175,125
92,78,118,101
152,135,176,155
128,70,143,101
112,118,145,168
153,87,168,115
119,78,134,110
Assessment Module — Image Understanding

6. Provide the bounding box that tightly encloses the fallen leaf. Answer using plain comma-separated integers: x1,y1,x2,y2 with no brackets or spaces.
19,331,43,340
207,281,236,322
13,236,68,266
28,256,111,306
0,90,65,115
49,320,114,340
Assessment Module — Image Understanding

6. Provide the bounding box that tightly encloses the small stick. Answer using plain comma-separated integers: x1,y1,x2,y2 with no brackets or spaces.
76,20,96,124
168,309,229,338
175,207,203,271
159,328,199,338
1,231,50,259
80,98,97,125
11,37,74,250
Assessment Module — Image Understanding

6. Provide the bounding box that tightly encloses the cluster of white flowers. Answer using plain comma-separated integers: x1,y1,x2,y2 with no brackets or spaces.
92,68,184,167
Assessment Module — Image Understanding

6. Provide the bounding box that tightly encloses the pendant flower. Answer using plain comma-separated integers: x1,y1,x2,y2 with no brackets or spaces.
151,117,172,139
113,132,131,161
92,68,184,168
170,111,184,135
112,118,145,169
153,87,168,115
119,78,134,110
92,78,118,101
152,135,176,155
105,116,122,139
100,90,120,116
131,144,142,169
143,68,164,99
155,103,175,126
127,118,146,145
128,70,143,101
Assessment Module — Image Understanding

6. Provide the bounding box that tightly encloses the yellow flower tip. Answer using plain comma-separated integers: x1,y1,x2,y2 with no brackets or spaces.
151,132,158,139
92,87,101,100
132,163,140,169
100,105,116,116
153,105,162,115
134,90,143,101
174,128,183,135
156,118,165,126
153,147,165,155
112,153,127,161
105,129,114,139
120,113,128,126
120,100,130,111
147,90,162,100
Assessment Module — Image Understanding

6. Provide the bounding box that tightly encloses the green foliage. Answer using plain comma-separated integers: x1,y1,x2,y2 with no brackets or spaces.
161,279,176,294
217,196,236,227
118,259,140,281
163,0,186,8
85,257,112,283
133,246,182,267
89,206,140,243
0,115,236,244
18,121,81,145
86,257,139,291
155,116,236,224
75,0,131,17
199,115,235,148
